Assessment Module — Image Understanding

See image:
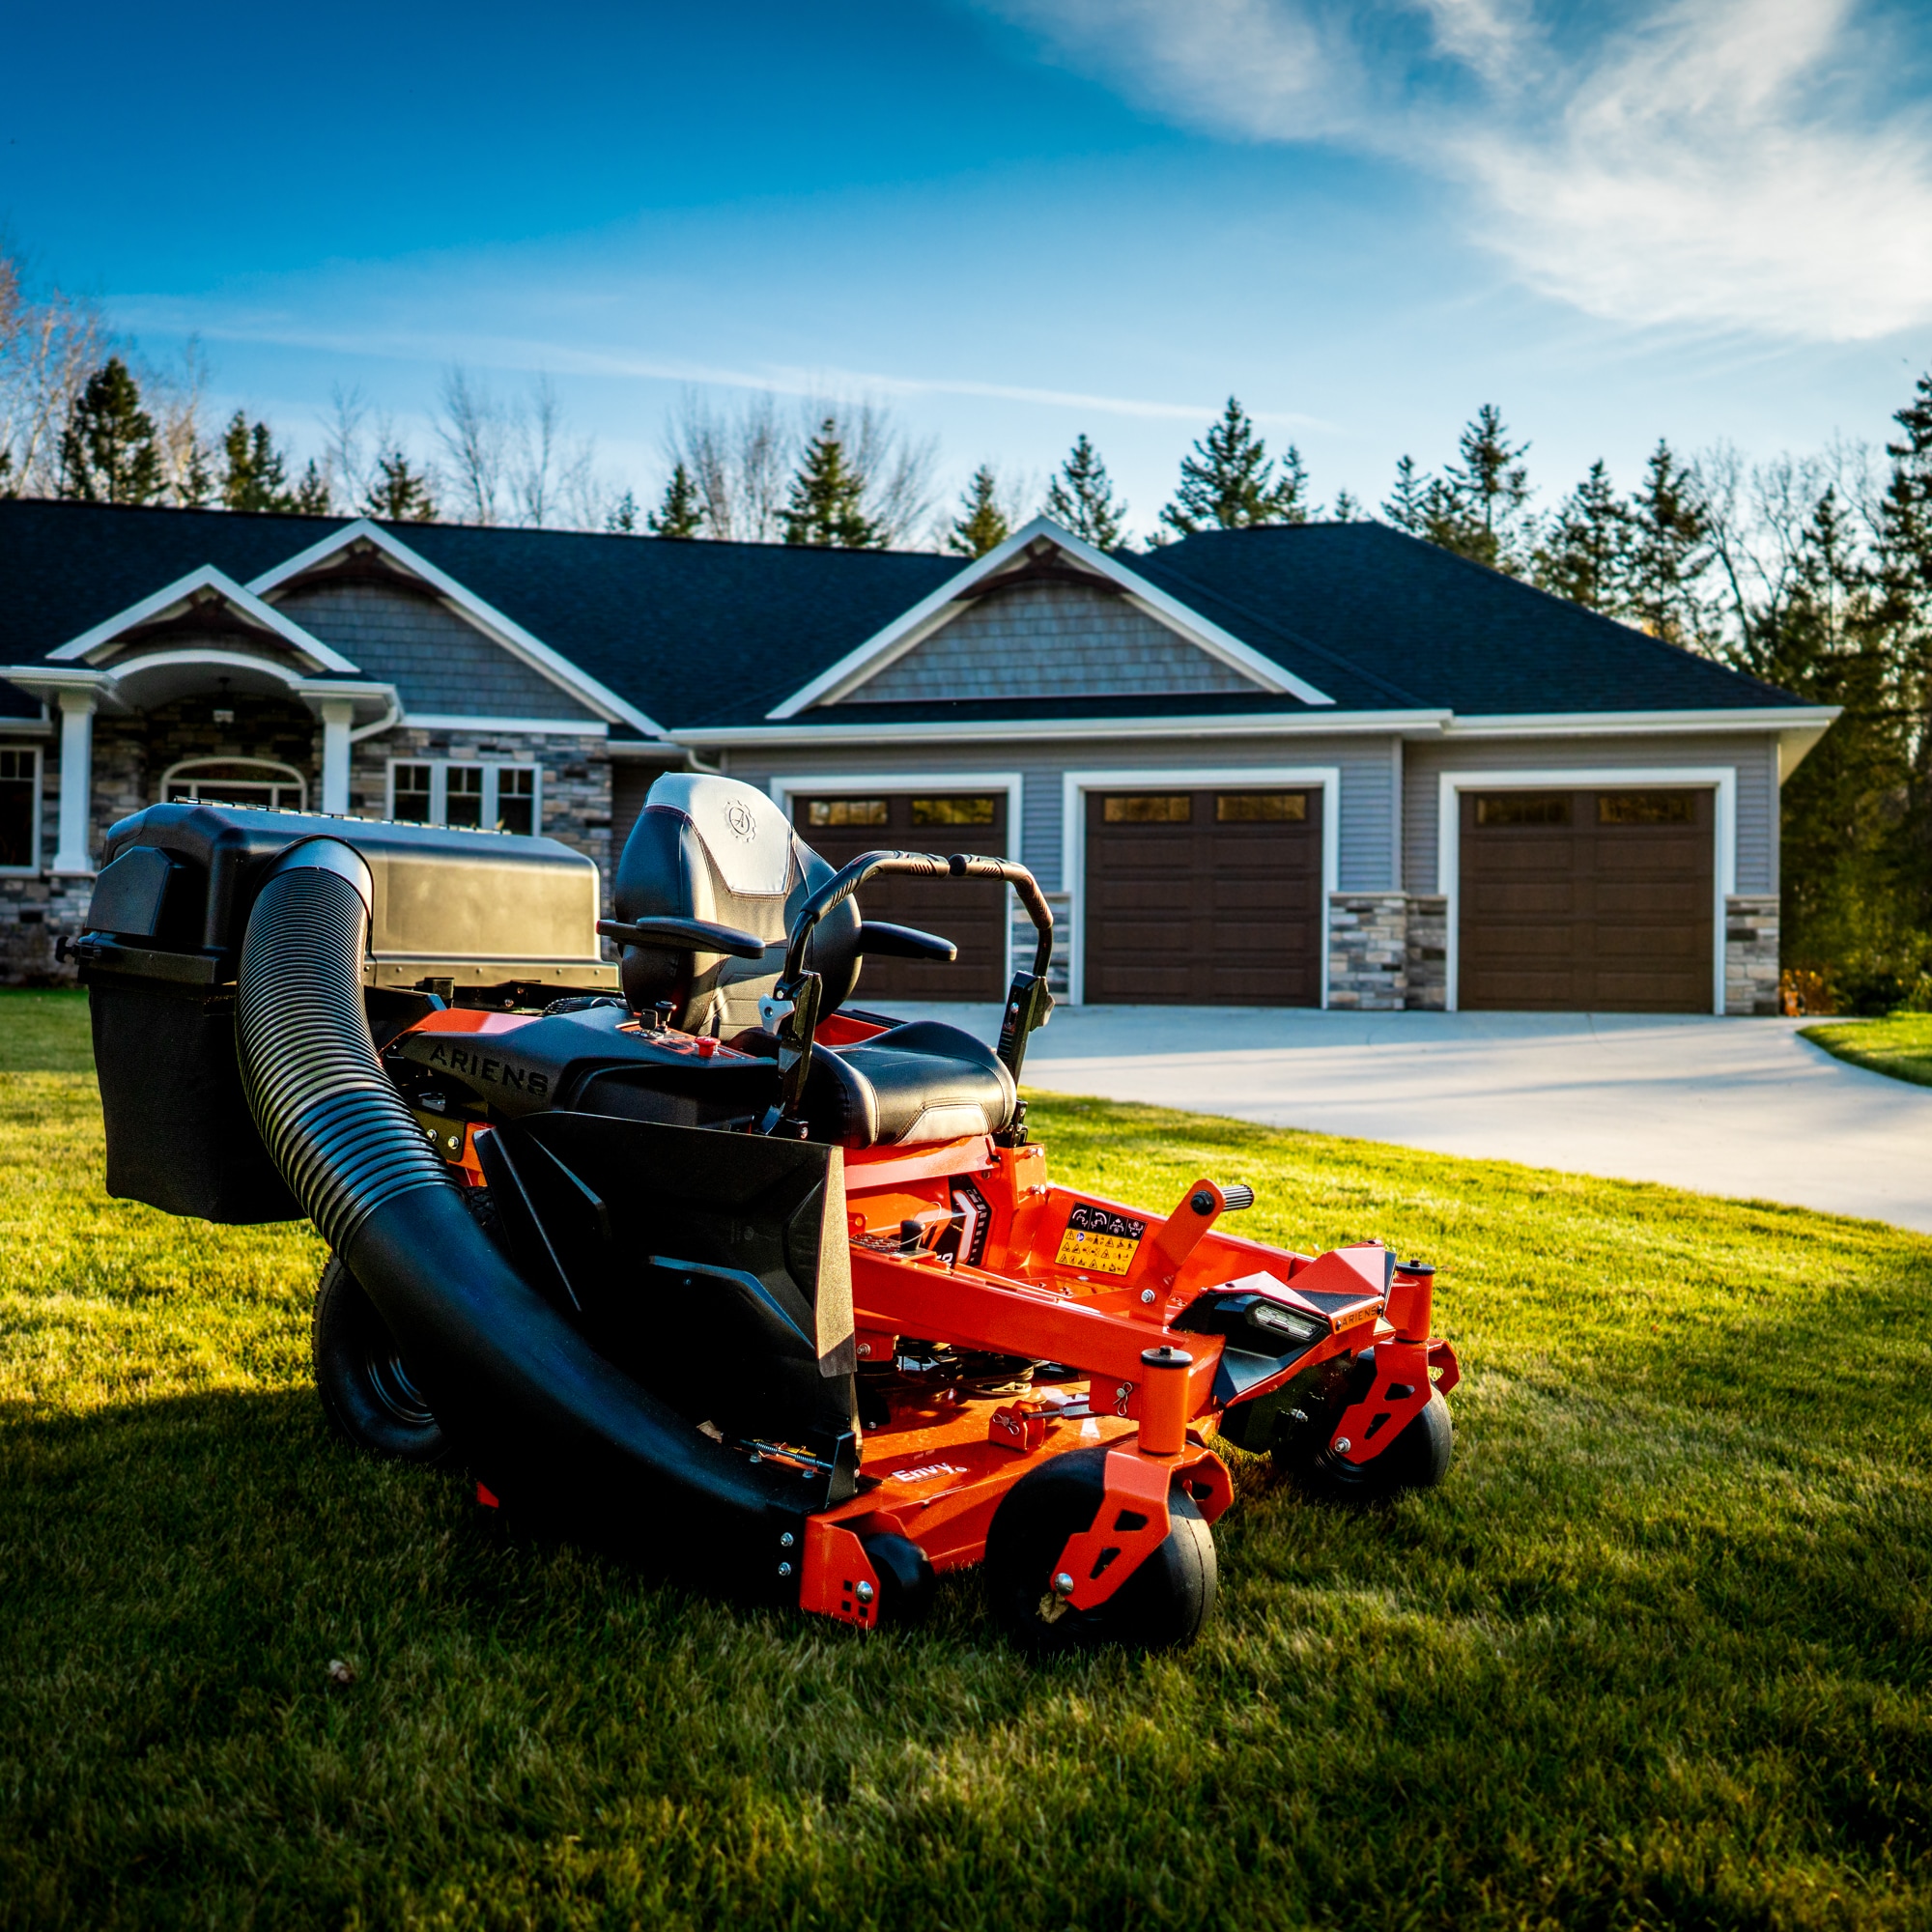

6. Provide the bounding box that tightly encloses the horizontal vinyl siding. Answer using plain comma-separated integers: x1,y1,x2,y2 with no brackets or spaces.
722,733,1402,893
275,582,603,722
1404,731,1781,895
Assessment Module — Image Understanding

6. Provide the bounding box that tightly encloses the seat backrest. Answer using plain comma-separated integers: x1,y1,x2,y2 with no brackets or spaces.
613,773,861,1034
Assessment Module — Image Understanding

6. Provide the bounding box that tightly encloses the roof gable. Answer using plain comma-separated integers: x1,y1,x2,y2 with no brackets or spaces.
47,564,355,673
248,520,663,734
767,518,1335,717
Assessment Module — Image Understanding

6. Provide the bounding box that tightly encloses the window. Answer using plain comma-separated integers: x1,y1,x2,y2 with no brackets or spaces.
386,759,541,834
1103,794,1192,824
807,798,889,827
392,763,434,823
0,748,38,870
1474,793,1571,827
911,795,997,827
163,758,306,812
445,765,485,829
1599,791,1695,826
1216,792,1307,823
497,766,535,837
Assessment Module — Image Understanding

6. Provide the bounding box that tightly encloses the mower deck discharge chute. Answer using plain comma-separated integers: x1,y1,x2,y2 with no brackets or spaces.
79,777,1459,1649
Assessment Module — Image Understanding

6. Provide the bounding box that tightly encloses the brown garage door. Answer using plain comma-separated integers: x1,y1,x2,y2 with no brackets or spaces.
1084,786,1321,1005
791,790,1009,1001
1459,787,1713,1011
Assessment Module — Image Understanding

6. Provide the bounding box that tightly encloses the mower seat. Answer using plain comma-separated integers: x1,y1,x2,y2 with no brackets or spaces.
612,775,1019,1148
804,1020,1017,1148
613,773,862,1035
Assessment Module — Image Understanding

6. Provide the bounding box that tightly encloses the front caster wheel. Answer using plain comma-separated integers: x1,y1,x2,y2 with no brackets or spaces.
983,1445,1216,1654
863,1531,936,1627
1282,1387,1453,1503
312,1255,451,1464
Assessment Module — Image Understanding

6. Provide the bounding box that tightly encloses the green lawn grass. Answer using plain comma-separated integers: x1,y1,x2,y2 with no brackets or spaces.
0,986,92,1071
1804,1013,1932,1089
2,989,1928,1929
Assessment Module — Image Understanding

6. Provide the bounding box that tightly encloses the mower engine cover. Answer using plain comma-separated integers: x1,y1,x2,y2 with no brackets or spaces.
77,803,617,1223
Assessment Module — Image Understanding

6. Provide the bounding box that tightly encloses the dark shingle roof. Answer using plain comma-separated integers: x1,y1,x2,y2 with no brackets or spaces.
0,499,1804,730
1137,522,1803,715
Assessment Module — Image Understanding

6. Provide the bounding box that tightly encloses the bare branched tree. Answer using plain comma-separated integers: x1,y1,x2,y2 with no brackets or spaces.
0,247,106,496
436,365,508,525
663,388,791,542
510,375,596,529
144,338,216,505
661,388,940,546
323,384,377,512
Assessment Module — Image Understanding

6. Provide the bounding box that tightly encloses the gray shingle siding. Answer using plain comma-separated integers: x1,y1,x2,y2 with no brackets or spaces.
273,582,602,721
847,582,1263,703
1401,732,1781,895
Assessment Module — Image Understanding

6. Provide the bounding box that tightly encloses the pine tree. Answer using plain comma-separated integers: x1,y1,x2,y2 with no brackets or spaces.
1534,460,1629,612
293,459,331,515
781,421,881,548
949,465,1009,556
647,465,705,539
59,357,162,504
1876,369,1932,936
1440,405,1532,573
221,412,297,513
1160,398,1308,535
1045,434,1126,549
1381,455,1429,533
1328,489,1362,522
605,490,639,534
361,449,437,522
1625,440,1710,645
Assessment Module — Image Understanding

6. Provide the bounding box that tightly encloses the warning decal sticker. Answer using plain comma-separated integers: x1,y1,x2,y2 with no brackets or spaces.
1055,1202,1148,1276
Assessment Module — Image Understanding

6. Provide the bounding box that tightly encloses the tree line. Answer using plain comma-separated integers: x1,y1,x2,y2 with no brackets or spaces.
3,245,1930,1007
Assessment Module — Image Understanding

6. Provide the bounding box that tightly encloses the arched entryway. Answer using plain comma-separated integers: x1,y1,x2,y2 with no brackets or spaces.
161,756,309,811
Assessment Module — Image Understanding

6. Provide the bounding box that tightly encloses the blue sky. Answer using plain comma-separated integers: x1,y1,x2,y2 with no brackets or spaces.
5,0,1930,540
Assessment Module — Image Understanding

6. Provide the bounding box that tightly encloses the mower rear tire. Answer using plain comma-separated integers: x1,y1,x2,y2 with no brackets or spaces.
1285,1387,1453,1503
312,1255,452,1465
983,1445,1216,1653
862,1531,936,1627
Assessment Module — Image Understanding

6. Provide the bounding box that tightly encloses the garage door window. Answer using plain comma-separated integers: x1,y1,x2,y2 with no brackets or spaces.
1216,792,1307,822
1599,791,1695,825
911,795,997,826
807,798,889,827
1102,794,1191,823
1474,793,1571,826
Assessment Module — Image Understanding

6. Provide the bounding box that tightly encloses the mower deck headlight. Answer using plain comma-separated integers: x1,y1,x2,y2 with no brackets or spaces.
1247,1300,1325,1347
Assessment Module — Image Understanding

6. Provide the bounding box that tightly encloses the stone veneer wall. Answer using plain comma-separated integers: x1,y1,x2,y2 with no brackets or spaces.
1405,895,1448,1011
349,727,615,915
1326,893,1408,1009
1723,894,1780,1016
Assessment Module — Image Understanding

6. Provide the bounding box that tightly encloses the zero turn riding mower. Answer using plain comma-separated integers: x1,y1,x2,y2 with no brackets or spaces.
74,774,1458,1650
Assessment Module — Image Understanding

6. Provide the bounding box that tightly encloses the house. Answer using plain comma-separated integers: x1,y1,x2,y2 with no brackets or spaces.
0,497,1833,1014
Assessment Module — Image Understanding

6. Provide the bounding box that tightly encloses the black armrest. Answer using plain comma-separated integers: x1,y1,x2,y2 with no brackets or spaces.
596,916,768,960
857,920,957,963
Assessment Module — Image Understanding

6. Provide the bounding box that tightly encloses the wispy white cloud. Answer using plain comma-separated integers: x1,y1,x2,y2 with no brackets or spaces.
981,0,1932,341
116,298,1331,430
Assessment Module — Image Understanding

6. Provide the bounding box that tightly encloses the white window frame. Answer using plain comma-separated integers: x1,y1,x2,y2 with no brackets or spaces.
385,756,542,833
767,770,1025,990
1435,765,1738,1016
0,745,43,876
1061,765,1342,1008
161,756,309,812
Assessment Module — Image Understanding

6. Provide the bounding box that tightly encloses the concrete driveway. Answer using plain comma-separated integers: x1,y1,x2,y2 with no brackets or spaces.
893,1005,1932,1232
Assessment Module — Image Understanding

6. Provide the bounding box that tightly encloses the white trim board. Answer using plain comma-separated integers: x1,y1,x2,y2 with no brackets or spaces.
766,770,1025,991
1435,766,1738,1017
402,714,611,738
678,709,1446,750
245,520,668,739
47,565,358,672
1061,765,1341,1009
766,516,1335,718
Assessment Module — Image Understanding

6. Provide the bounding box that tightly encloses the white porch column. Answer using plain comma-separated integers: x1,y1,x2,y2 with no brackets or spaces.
52,689,97,875
320,699,355,814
